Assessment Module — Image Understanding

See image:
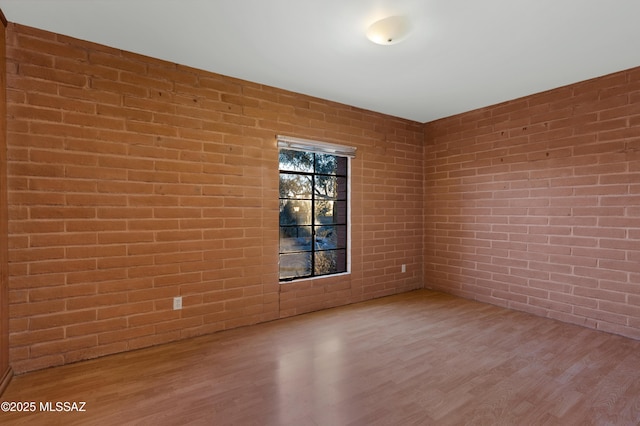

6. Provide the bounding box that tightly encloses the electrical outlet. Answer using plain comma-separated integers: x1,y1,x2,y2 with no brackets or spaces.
401,264,406,273
173,296,182,310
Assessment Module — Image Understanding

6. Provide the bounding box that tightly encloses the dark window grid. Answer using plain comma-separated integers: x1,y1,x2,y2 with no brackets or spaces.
279,167,348,280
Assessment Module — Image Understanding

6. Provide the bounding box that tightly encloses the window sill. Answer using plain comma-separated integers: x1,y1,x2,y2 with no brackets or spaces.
279,271,351,284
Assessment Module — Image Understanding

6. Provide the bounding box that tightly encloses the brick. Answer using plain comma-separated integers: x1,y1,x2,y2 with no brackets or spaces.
30,335,98,358
11,299,66,318
20,63,87,87
66,293,128,310
98,325,155,345
10,327,65,347
29,310,97,331
97,301,154,320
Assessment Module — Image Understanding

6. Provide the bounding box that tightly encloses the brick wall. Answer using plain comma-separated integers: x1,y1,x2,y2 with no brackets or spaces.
0,13,10,392
424,67,640,340
6,23,423,373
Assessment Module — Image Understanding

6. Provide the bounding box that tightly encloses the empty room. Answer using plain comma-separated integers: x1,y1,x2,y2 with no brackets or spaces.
0,0,639,424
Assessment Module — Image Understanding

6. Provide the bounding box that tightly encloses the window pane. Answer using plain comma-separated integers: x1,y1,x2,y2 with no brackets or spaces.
335,156,347,176
279,200,312,225
315,153,338,175
314,153,347,176
279,226,312,253
314,175,347,200
336,176,347,200
315,201,347,225
279,149,313,173
280,174,312,199
315,200,333,224
315,225,347,250
280,252,312,279
314,249,347,275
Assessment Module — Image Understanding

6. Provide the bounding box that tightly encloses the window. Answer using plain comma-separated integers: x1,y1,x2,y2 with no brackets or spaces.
277,136,355,281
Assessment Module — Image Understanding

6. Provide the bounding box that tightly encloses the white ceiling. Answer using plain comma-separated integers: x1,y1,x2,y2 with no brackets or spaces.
1,0,639,123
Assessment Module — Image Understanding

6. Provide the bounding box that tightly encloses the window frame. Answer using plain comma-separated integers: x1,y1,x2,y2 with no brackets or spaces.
277,136,356,283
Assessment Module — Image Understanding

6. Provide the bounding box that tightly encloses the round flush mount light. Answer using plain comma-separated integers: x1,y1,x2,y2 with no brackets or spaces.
366,15,412,45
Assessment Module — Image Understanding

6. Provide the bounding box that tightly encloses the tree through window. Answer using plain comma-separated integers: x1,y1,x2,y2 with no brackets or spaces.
278,139,352,281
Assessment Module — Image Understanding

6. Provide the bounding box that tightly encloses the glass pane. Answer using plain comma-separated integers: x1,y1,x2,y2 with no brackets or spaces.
335,156,347,176
280,252,312,279
279,200,312,225
336,176,347,200
315,201,333,224
315,154,347,176
314,176,347,200
280,173,312,199
314,175,335,200
314,225,347,250
279,149,313,173
315,153,337,175
315,201,347,225
279,226,312,253
314,249,347,275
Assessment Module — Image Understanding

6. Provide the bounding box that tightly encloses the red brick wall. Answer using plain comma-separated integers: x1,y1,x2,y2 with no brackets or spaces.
0,13,11,392
424,67,640,340
6,24,423,373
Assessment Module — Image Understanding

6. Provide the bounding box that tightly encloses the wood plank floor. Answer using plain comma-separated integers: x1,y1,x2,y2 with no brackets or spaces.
2,289,640,425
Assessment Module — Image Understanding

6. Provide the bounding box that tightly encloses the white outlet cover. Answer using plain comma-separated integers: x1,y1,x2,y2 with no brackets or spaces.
173,296,182,310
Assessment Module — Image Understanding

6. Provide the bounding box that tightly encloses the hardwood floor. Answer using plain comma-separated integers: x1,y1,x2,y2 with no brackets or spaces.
2,289,640,425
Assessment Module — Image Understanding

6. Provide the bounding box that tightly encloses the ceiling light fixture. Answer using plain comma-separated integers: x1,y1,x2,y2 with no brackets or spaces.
366,15,412,45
